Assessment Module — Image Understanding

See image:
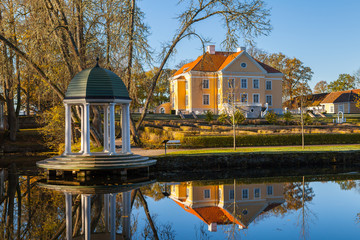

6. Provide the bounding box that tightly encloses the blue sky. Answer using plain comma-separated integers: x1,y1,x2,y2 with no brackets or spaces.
139,0,360,89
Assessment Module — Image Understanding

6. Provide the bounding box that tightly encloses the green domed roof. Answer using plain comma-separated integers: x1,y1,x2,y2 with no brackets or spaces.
64,65,130,101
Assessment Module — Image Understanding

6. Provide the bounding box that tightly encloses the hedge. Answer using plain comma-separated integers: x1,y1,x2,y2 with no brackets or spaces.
182,134,360,148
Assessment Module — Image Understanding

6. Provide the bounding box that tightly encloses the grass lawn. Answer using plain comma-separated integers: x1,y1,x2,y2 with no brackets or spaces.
165,144,360,156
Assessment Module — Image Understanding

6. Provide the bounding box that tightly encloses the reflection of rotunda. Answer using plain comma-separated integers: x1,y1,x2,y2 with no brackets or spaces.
37,61,156,175
38,175,154,240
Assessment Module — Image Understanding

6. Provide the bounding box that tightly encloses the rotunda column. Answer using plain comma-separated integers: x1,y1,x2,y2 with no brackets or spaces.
65,193,73,240
64,103,72,155
83,103,91,155
103,105,109,152
121,103,131,154
109,103,116,155
110,193,117,240
80,105,84,153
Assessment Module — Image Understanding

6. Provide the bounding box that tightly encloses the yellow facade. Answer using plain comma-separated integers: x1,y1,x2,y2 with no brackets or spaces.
170,46,284,117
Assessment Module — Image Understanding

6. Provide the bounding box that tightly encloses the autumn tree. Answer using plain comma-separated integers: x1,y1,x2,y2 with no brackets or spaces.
328,73,355,92
135,0,272,132
250,49,313,102
313,80,328,94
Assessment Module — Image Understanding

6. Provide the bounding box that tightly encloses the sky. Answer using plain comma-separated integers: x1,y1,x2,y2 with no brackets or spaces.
138,0,360,89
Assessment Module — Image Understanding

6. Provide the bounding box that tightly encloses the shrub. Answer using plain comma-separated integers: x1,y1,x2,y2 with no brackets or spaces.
205,110,214,122
182,133,360,148
265,111,278,124
283,111,293,124
304,114,313,125
232,110,245,125
217,113,230,124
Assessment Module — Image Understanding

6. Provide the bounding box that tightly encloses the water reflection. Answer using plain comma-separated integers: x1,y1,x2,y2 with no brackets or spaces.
38,173,155,240
1,163,360,239
167,180,285,232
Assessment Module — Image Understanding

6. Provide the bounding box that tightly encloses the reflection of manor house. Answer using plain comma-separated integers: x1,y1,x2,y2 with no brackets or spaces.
169,181,284,231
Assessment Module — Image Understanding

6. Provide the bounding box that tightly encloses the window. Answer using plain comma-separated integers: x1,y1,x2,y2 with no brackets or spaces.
171,83,174,93
254,188,260,198
253,94,260,104
203,79,209,89
240,93,248,103
241,62,247,68
217,79,221,89
242,189,249,199
228,78,235,88
241,79,247,89
253,79,259,89
217,94,220,104
267,186,273,196
185,95,189,106
172,185,175,192
186,188,189,197
218,189,222,200
339,104,344,112
204,189,210,199
266,95,272,106
330,105,334,113
266,80,272,90
229,189,234,200
172,97,175,108
160,108,165,114
185,81,188,90
228,93,235,104
203,94,210,105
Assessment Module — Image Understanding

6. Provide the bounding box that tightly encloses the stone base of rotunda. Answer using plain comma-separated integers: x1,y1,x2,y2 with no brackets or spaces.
36,153,156,180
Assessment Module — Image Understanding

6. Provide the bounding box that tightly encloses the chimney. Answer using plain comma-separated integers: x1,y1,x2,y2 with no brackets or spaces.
206,45,215,54
237,46,246,52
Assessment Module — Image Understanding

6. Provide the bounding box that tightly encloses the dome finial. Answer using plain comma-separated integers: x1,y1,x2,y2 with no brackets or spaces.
95,57,100,67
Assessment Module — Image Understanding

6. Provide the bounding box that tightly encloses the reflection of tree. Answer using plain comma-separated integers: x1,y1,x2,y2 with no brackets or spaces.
134,188,175,240
270,181,314,216
194,223,210,240
336,180,357,190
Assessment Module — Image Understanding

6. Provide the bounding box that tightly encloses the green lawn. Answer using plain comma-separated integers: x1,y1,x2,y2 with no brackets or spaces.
165,144,360,156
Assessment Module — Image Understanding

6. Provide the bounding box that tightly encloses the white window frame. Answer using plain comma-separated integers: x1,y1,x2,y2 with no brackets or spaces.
253,93,260,104
266,95,272,106
186,188,189,198
242,189,249,199
241,79,248,89
217,94,220,104
229,189,234,200
266,80,272,90
330,105,334,113
203,94,210,105
185,81,188,90
218,188,222,200
267,186,273,196
228,78,235,88
253,79,259,89
240,93,248,103
203,79,209,89
204,189,210,199
254,188,261,199
172,96,175,108
217,79,221,89
185,94,189,106
228,93,235,104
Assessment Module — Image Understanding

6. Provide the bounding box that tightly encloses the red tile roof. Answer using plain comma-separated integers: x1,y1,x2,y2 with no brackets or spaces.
321,89,360,104
172,51,282,76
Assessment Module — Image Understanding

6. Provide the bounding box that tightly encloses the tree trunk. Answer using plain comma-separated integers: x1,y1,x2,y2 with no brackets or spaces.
137,190,159,240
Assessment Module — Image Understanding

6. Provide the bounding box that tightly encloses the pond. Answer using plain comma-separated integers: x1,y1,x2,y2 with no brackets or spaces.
1,163,360,239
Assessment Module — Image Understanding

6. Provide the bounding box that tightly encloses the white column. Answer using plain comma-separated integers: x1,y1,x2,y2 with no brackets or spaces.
110,193,116,240
121,104,131,154
65,193,72,240
80,105,84,153
103,105,109,152
64,104,72,155
84,194,91,240
81,195,85,235
83,103,91,155
109,103,116,155
104,194,110,232
122,191,131,239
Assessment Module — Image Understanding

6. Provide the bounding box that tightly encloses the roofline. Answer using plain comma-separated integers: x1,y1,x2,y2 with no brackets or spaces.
221,51,268,74
64,97,132,104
